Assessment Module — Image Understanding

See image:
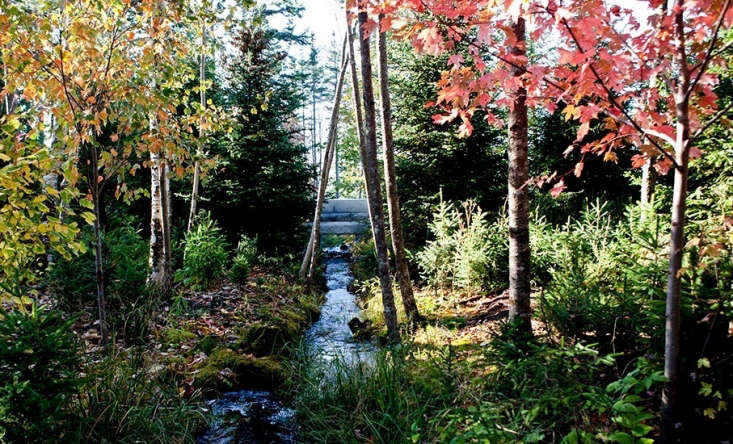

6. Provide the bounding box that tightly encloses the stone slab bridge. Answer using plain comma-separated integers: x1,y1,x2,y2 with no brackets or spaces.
317,199,370,235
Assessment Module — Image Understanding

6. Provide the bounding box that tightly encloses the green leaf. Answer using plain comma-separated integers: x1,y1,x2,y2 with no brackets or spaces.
609,431,633,444
80,198,94,209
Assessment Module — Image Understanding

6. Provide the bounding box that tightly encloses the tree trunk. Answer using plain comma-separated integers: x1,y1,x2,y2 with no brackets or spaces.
90,145,108,345
149,152,171,295
662,3,691,436
358,11,400,341
335,134,340,199
346,18,373,231
188,161,200,232
640,159,657,207
188,26,206,233
42,112,58,265
376,18,421,324
163,162,172,280
299,36,348,280
507,17,532,331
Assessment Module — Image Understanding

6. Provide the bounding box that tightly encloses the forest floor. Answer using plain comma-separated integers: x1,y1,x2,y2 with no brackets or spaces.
67,265,323,397
358,282,547,355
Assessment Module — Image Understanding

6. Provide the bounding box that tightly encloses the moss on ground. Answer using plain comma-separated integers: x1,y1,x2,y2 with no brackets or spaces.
157,265,324,394
194,348,282,392
164,327,196,344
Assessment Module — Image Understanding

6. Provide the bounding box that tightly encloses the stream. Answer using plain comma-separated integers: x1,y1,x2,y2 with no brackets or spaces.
197,246,375,444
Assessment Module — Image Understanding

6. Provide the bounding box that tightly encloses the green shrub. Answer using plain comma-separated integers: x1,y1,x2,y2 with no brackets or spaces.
0,307,81,443
45,222,155,342
417,199,507,292
450,327,660,443
106,224,157,342
537,202,668,354
44,230,96,312
228,235,257,284
416,198,458,289
177,211,229,290
351,236,380,283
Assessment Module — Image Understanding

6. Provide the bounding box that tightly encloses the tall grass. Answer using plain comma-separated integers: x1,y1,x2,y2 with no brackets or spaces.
76,352,206,443
285,345,459,443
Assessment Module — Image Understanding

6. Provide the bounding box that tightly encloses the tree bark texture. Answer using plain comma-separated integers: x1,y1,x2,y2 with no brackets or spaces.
358,11,400,341
346,18,373,231
149,151,172,296
90,145,108,345
507,17,532,331
640,159,657,207
299,36,349,280
376,18,421,323
662,1,691,435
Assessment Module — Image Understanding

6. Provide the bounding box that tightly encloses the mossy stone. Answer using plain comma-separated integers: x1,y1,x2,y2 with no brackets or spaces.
240,322,289,356
194,348,282,393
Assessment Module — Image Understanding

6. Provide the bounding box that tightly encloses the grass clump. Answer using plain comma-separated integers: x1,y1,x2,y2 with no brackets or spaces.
78,352,206,443
286,346,458,444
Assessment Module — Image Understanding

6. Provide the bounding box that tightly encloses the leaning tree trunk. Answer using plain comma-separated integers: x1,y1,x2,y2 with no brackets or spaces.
346,17,373,231
376,18,421,324
357,10,400,341
300,36,349,280
662,3,691,435
507,17,532,331
188,26,206,233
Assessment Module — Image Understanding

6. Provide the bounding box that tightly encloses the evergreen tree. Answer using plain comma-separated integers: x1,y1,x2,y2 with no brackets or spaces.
202,2,314,252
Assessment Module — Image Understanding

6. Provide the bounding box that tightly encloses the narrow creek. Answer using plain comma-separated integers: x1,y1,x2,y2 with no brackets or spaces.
197,246,375,443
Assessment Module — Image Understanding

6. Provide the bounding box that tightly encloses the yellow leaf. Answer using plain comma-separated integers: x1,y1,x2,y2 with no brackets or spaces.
81,211,96,225
562,105,576,121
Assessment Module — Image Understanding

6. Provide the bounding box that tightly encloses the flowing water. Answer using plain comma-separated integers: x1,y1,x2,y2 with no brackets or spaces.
197,246,374,444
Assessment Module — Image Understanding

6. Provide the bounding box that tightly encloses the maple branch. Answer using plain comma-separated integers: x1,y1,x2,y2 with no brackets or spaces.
414,2,680,168
433,21,566,92
691,101,733,142
685,0,732,101
641,128,676,147
559,18,680,170
58,48,80,125
689,40,733,77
